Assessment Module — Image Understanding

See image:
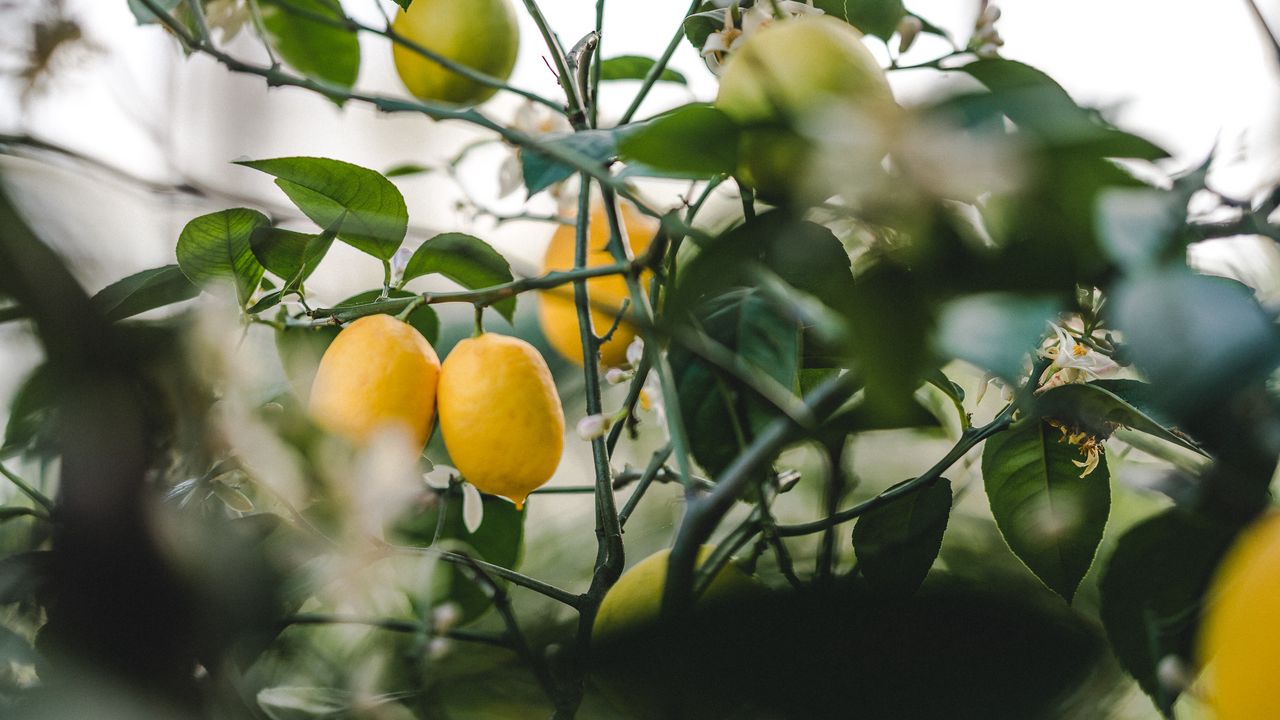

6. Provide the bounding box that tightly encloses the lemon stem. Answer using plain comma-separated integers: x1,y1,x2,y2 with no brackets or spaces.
472,305,485,337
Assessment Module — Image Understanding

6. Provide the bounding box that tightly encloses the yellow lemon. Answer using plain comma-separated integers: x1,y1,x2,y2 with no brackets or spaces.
308,314,441,452
593,546,760,647
437,333,564,508
391,0,519,107
538,200,658,367
1200,513,1280,719
715,15,896,201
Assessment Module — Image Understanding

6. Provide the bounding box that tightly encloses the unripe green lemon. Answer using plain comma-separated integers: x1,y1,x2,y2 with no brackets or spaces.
1200,513,1280,719
715,15,896,202
538,200,658,368
593,546,761,647
308,314,441,452
391,0,519,107
436,333,564,508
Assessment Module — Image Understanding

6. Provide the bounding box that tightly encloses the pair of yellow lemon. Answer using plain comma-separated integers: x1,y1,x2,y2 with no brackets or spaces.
309,317,563,509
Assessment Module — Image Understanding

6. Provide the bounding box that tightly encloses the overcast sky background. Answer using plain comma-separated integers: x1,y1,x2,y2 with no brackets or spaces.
1,0,1279,414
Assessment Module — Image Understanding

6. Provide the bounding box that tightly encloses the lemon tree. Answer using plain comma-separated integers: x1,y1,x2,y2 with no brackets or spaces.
3,1,1279,719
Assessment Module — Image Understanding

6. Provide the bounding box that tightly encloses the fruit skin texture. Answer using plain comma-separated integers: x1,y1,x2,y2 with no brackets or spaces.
308,314,441,452
714,15,896,201
437,333,564,508
1201,513,1280,719
391,0,519,107
538,201,658,367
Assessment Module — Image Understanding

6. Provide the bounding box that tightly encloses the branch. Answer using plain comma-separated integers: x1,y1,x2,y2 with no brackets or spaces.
0,462,56,514
283,613,510,649
660,371,861,617
388,544,582,609
619,0,701,124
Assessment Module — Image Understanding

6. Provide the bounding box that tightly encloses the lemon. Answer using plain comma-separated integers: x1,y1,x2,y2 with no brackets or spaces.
308,314,441,452
538,200,658,367
1200,513,1280,719
391,0,519,107
715,15,896,201
592,546,760,647
436,333,564,508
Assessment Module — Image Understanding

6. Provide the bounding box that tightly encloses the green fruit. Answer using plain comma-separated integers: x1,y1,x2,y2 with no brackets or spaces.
715,15,896,202
391,0,520,107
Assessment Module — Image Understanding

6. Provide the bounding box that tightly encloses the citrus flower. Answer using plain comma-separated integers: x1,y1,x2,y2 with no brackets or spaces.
498,99,573,200
577,413,611,441
968,1,1005,58
1046,418,1106,478
1037,322,1118,391
701,0,824,75
205,0,251,42
422,465,484,533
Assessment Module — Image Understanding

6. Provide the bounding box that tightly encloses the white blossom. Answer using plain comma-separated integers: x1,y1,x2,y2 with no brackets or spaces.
461,481,484,533
576,414,610,441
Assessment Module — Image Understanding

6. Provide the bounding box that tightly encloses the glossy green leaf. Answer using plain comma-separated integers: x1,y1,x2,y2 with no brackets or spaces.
383,163,433,178
91,264,199,321
982,419,1111,602
237,157,408,260
617,104,738,179
176,208,270,306
670,289,801,478
600,55,688,85
521,131,616,196
393,486,525,623
853,478,952,596
682,7,727,50
250,224,336,292
401,233,515,322
259,0,361,91
1099,510,1238,715
935,293,1060,382
1034,382,1206,456
813,0,906,40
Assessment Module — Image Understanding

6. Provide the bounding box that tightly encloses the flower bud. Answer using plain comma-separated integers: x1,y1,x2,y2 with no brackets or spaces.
605,367,631,385
576,414,611,441
896,16,923,55
433,603,462,634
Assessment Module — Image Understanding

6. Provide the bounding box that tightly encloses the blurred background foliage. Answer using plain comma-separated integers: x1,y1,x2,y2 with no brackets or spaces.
1,0,1280,719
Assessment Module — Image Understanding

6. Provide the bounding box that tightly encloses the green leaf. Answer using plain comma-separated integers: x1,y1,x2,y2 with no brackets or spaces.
127,0,181,25
2,364,57,458
237,157,408,260
247,290,285,315
1034,382,1206,457
935,293,1060,382
393,486,525,623
259,0,361,91
670,289,801,478
91,264,199,321
337,289,439,345
0,506,43,523
176,208,270,306
981,419,1111,602
384,163,434,178
1099,510,1238,715
599,55,688,85
401,233,516,323
813,0,906,40
521,131,617,196
853,478,952,596
958,59,1167,160
682,5,728,51
250,225,336,292
1113,268,1280,415
617,104,738,180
